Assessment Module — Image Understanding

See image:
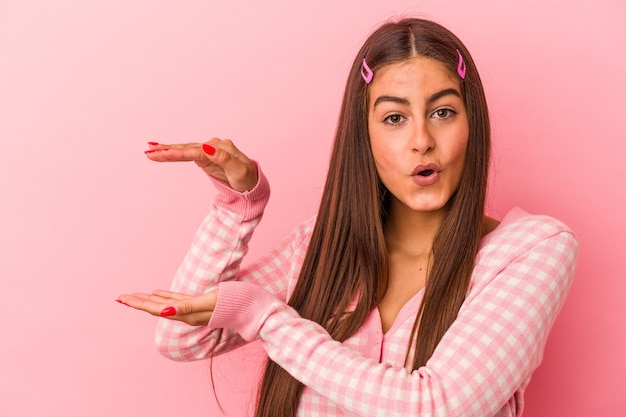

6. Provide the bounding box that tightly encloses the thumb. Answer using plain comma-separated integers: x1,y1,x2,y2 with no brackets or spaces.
201,142,257,192
202,142,218,157
201,142,236,171
160,290,218,317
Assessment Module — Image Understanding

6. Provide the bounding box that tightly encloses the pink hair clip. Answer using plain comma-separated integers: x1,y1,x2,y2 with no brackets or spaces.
456,49,466,80
361,58,373,84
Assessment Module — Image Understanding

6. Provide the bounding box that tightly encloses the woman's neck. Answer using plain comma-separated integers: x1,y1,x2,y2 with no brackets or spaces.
384,201,446,257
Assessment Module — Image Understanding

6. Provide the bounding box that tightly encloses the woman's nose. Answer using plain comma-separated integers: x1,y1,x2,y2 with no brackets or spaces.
411,121,435,154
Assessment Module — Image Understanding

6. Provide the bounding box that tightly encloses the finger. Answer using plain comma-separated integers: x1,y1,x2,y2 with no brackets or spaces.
163,290,218,316
146,141,198,150
145,144,209,163
146,141,183,151
116,293,169,316
201,139,258,192
151,289,192,301
129,291,190,307
143,293,179,305
162,311,214,326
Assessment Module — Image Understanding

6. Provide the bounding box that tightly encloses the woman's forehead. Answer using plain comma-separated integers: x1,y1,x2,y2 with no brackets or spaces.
369,57,460,103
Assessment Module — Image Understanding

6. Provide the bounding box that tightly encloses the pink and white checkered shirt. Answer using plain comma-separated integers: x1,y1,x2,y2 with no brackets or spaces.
155,169,578,417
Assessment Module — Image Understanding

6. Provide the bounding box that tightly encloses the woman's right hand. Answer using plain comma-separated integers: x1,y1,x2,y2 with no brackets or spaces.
145,139,258,192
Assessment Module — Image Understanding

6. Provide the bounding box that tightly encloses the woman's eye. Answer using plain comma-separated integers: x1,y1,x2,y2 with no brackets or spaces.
384,114,404,125
432,108,456,119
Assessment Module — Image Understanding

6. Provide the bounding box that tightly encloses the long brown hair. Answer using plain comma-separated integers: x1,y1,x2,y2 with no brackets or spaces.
255,18,490,417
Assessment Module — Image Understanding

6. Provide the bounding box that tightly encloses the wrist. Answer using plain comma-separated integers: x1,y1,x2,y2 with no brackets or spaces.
212,161,270,220
209,281,278,341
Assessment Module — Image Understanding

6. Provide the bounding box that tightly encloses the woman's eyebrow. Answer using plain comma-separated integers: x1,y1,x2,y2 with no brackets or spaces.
373,95,410,108
426,88,461,104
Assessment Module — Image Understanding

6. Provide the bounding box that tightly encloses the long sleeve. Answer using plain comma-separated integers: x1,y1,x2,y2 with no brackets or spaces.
154,166,314,361
208,215,578,416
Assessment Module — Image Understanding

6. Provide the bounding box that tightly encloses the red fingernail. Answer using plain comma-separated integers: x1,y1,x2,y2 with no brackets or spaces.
144,150,156,154
148,142,159,146
116,299,130,306
160,307,177,317
202,143,216,156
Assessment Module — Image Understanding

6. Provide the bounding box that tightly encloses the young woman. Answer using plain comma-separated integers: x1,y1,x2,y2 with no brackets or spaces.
118,18,578,417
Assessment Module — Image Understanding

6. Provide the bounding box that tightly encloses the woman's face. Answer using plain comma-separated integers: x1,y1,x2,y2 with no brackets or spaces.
367,56,469,214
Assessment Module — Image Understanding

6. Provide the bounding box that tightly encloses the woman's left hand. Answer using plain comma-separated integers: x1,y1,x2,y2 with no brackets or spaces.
117,289,218,326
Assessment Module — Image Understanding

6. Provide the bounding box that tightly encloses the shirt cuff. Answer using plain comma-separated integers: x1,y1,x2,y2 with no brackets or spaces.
208,281,280,341
211,161,271,221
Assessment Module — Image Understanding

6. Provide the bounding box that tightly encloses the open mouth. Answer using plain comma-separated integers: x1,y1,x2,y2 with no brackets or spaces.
417,169,435,177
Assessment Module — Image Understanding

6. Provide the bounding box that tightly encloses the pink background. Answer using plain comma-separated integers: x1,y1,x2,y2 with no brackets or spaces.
1,0,624,416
